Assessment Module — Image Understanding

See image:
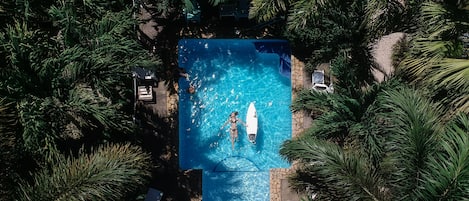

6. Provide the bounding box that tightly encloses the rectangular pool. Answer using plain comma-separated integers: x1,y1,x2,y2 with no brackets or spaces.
178,39,292,201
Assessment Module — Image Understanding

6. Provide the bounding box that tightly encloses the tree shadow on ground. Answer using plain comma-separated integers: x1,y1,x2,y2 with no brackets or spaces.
135,102,202,200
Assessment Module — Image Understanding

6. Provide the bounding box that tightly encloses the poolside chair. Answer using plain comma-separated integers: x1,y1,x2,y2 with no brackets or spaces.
137,85,153,101
312,70,329,92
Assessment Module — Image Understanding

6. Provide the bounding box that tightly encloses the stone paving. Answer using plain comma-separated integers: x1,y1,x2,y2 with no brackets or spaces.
269,56,307,201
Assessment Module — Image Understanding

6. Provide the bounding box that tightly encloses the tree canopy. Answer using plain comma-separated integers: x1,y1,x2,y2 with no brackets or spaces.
281,0,469,200
0,0,160,199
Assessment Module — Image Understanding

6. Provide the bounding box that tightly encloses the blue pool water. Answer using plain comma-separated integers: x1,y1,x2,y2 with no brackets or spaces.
178,39,291,201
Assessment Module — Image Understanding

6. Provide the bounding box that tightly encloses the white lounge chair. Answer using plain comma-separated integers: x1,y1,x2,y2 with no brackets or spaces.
312,70,328,90
138,86,153,101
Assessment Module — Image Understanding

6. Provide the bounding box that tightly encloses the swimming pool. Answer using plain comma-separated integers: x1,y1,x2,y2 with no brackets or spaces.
178,39,291,201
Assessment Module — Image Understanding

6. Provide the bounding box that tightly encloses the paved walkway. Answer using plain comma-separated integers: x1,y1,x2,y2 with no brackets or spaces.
270,56,308,201
147,81,178,117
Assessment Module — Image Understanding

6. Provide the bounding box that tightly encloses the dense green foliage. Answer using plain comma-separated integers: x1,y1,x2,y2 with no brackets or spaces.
249,0,289,22
0,0,159,200
399,1,469,114
17,143,152,201
284,87,469,200
279,0,379,93
249,0,469,200
1,0,468,200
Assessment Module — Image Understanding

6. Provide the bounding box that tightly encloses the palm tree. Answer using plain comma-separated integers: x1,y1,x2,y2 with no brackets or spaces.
0,1,161,199
281,136,390,200
282,87,469,200
399,1,469,114
278,0,382,89
0,0,161,162
16,143,152,201
292,78,401,167
363,0,428,36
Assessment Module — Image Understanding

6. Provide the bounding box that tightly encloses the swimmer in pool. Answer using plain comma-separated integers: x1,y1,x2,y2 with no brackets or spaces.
221,111,247,150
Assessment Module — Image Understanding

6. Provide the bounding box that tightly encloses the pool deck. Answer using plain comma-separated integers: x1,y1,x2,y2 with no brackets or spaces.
152,56,308,200
269,56,309,201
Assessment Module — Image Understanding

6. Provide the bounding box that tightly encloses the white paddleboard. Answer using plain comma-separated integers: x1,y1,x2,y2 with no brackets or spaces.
246,102,258,144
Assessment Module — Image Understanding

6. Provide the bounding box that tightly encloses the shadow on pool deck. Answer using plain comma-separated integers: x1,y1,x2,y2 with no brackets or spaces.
135,80,202,201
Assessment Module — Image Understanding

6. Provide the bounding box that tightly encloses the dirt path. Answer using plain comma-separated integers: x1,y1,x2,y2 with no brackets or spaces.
371,32,405,82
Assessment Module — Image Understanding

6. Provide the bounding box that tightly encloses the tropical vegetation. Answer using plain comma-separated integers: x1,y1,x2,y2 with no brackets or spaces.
399,1,469,114
283,87,469,200
262,0,469,200
17,143,152,201
0,0,160,200
1,0,469,200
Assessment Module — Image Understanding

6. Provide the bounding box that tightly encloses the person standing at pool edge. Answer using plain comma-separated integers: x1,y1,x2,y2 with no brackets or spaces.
221,111,247,150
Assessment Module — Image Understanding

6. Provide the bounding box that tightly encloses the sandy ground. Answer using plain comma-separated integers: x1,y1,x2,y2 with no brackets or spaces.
371,32,405,82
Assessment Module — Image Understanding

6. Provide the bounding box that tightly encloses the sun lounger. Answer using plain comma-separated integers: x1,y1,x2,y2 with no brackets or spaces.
312,70,332,92
138,86,153,101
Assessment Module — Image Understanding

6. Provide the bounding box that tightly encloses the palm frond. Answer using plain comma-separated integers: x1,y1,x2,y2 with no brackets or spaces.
17,96,60,161
208,0,231,6
82,9,159,97
81,0,127,15
86,8,135,41
348,78,404,168
398,1,469,115
46,8,160,99
280,136,388,200
249,0,288,22
364,0,404,38
431,58,469,92
287,0,318,30
287,0,338,30
66,85,132,134
17,143,152,201
400,39,469,114
420,2,457,38
0,0,33,23
3,21,36,71
0,20,55,98
400,39,448,82
380,87,444,199
448,94,469,115
417,113,469,200
307,111,353,141
48,3,81,47
291,89,331,113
